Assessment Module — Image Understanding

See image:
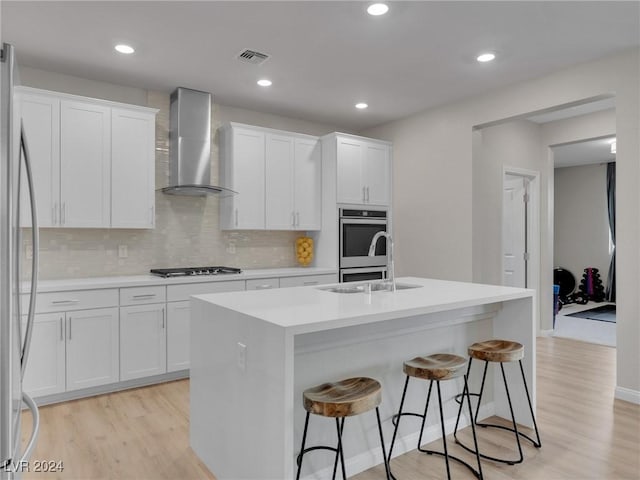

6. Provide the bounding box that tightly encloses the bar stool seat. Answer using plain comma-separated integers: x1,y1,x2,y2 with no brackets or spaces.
454,338,541,466
467,339,524,363
388,354,483,479
303,377,382,417
296,377,391,480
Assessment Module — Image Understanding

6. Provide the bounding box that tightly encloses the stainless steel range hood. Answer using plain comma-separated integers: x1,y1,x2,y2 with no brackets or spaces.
162,87,235,196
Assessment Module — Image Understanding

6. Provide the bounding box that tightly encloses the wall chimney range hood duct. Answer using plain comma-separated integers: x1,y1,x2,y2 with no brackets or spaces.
162,87,236,196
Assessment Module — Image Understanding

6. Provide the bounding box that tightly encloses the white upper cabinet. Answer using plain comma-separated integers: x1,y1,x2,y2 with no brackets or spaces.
220,125,266,229
220,122,321,231
265,133,295,230
111,108,156,228
292,138,321,230
16,87,157,229
335,135,391,206
60,100,111,227
19,93,60,228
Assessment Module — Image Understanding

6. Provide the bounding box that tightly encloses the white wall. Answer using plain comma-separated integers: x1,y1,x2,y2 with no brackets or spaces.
362,49,640,397
554,164,611,282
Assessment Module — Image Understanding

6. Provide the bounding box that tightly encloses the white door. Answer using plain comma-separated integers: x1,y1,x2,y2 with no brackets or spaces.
21,313,66,397
120,304,166,381
231,127,265,229
337,138,364,204
60,100,111,227
293,138,321,230
66,308,119,391
19,93,60,227
111,108,155,228
167,301,190,372
265,134,294,229
503,175,528,287
364,142,390,205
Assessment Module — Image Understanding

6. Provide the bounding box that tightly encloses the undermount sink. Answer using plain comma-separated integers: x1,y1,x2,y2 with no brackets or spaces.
319,282,422,294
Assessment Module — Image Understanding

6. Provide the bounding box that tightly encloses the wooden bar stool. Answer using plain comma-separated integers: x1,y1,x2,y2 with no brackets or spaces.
296,377,391,480
387,354,483,479
453,339,542,465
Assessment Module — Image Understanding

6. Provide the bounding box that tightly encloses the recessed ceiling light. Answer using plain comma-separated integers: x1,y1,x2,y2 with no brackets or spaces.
114,44,135,55
477,52,496,63
257,79,272,87
367,3,389,15
355,103,368,109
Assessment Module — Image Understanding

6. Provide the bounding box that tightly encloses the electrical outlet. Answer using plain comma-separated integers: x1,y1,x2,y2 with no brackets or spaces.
25,244,33,260
237,342,247,371
118,245,128,258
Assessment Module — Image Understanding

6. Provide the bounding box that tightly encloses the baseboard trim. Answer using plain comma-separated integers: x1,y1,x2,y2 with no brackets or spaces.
538,329,554,337
301,402,495,480
615,386,640,405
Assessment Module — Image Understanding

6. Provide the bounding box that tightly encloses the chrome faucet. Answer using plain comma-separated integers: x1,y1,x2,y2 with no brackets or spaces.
368,231,395,291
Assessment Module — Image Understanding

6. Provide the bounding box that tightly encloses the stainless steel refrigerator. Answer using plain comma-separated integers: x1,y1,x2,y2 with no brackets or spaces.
1,43,40,479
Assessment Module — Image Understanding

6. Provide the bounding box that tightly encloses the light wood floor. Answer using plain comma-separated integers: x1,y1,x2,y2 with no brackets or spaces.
21,337,640,479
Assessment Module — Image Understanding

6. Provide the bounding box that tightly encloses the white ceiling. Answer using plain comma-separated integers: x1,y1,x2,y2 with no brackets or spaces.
553,137,616,168
2,1,639,131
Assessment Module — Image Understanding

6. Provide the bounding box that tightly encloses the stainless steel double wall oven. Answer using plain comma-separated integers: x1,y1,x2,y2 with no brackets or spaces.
339,208,388,282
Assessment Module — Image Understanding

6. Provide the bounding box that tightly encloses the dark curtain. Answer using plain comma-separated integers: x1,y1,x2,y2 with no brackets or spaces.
606,162,616,302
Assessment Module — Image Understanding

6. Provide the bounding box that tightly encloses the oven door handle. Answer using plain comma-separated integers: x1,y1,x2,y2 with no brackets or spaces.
340,218,388,225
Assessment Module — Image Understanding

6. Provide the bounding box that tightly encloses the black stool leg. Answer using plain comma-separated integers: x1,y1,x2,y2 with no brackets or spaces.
519,360,542,448
334,417,347,480
375,407,392,480
436,381,452,479
499,362,524,464
387,375,410,464
474,361,489,424
463,374,484,480
296,411,311,480
416,380,434,451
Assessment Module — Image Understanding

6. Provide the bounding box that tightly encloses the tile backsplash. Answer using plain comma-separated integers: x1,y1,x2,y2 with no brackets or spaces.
22,89,337,279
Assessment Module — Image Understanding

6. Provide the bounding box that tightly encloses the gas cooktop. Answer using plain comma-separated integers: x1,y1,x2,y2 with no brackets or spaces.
150,266,242,278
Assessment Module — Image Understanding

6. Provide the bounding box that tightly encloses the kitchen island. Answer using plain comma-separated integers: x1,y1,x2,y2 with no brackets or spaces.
190,277,535,480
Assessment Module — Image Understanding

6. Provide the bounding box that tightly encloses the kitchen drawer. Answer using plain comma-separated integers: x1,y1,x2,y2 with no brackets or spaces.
279,274,338,288
167,280,246,302
246,278,280,291
120,285,166,306
23,289,118,313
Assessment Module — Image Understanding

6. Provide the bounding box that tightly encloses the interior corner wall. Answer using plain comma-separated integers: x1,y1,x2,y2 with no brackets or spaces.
471,119,544,288
554,164,611,282
362,48,640,396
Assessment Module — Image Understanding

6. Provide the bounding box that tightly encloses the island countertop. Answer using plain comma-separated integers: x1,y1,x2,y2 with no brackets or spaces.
192,276,534,334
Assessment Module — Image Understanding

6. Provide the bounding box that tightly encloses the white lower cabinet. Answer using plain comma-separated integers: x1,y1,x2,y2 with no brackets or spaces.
167,301,190,372
66,307,119,391
120,304,167,381
21,313,66,397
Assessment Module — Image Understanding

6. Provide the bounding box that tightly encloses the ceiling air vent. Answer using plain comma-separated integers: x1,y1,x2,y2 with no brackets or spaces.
236,49,270,65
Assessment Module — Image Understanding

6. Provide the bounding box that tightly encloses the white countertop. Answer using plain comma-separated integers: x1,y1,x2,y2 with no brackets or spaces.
193,277,534,334
25,267,337,293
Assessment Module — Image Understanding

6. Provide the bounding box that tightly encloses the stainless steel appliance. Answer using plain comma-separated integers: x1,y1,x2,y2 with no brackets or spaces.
162,87,236,196
339,208,388,282
1,43,40,479
150,266,242,278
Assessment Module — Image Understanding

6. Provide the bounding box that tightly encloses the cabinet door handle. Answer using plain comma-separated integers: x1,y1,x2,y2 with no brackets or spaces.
61,202,66,225
235,208,239,227
132,294,156,299
68,317,72,340
51,299,79,305
362,186,366,202
60,317,64,341
303,281,318,286
161,307,165,329
255,284,273,290
366,187,370,203
52,204,57,225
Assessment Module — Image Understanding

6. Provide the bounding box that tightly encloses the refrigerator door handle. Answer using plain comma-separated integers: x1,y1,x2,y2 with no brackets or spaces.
17,392,40,464
19,121,39,377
